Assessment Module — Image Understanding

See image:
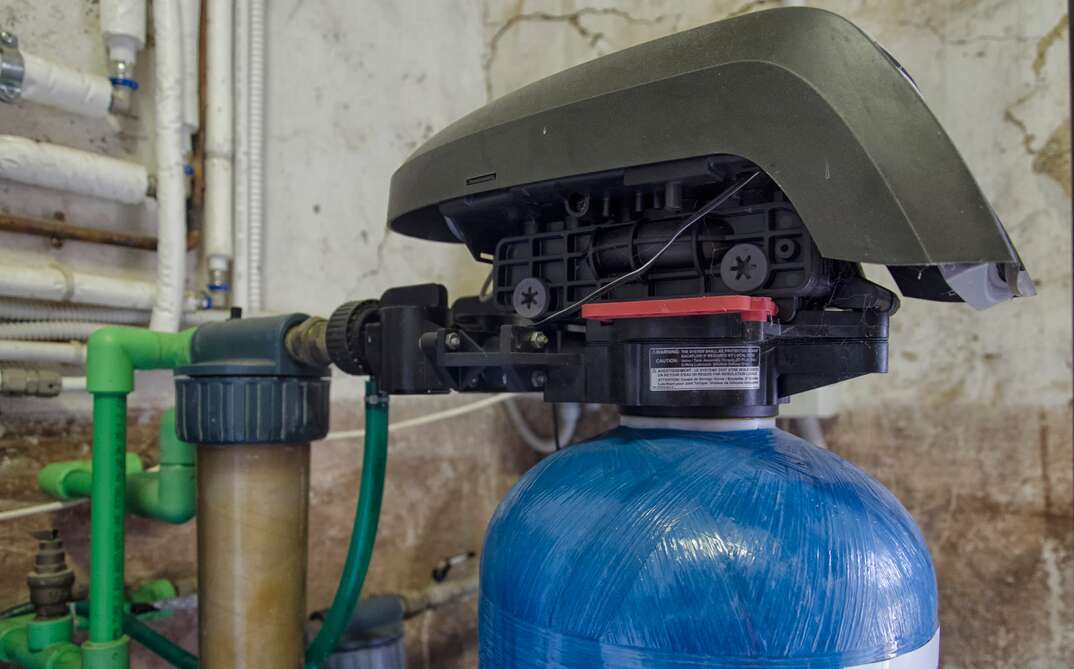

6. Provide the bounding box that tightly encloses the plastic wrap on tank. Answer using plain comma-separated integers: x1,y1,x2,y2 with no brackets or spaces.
479,427,939,668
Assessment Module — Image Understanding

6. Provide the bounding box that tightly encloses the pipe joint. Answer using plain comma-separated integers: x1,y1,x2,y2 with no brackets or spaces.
85,327,194,395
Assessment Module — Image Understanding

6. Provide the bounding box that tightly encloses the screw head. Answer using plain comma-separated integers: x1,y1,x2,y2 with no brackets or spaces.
512,277,550,319
444,331,462,350
0,31,17,48
530,370,547,388
719,243,769,292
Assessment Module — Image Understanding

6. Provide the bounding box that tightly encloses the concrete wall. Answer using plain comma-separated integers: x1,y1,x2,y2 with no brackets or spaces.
0,1,1070,668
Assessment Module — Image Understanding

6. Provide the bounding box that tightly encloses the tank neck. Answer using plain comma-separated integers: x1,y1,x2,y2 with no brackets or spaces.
618,414,776,432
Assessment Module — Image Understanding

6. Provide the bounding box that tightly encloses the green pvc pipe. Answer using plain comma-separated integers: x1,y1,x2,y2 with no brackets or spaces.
121,614,197,669
81,327,194,669
0,616,81,669
39,411,194,525
126,410,196,524
73,602,197,669
87,393,128,649
305,379,390,668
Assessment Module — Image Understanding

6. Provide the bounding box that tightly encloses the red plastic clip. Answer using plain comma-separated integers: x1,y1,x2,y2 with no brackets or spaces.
581,295,778,322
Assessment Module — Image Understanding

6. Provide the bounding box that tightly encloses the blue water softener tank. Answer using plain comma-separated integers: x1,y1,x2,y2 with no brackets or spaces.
480,423,939,668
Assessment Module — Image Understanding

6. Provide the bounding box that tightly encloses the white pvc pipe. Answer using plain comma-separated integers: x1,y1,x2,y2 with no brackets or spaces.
204,0,233,266
180,0,201,144
100,0,146,65
149,0,188,333
247,0,266,312
0,135,148,204
20,52,112,118
0,321,104,341
0,340,85,364
62,376,87,392
0,261,157,309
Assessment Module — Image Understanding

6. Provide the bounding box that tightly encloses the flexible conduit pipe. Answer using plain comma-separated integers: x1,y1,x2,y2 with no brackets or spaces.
246,0,266,312
0,321,104,341
0,261,157,309
0,298,151,324
0,340,85,364
306,380,390,668
0,135,148,204
20,51,113,117
232,0,250,310
149,0,189,333
204,0,234,288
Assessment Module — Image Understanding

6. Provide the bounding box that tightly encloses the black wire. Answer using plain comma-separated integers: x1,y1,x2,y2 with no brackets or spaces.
532,171,762,326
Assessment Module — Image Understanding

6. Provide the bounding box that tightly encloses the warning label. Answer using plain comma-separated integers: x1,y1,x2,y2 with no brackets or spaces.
649,346,761,391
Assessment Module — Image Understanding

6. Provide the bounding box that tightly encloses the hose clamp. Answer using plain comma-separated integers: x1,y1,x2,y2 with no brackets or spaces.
0,31,24,104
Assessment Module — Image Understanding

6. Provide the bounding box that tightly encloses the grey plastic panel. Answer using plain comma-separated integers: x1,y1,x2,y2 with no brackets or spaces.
386,7,1019,266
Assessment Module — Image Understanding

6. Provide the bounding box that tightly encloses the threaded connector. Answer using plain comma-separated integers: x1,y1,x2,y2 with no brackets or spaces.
27,529,74,619
284,316,331,368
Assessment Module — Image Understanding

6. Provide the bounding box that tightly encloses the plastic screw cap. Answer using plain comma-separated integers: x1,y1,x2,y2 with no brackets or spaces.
325,299,380,375
720,243,769,292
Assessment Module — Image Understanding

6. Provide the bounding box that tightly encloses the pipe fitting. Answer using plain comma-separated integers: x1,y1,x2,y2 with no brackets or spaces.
85,326,194,395
0,30,24,104
0,366,62,397
284,316,331,368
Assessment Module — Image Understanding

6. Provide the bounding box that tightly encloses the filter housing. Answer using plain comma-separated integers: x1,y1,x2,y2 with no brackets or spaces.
480,426,939,667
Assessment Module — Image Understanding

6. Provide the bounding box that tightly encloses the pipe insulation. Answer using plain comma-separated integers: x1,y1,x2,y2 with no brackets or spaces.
0,340,85,364
149,0,189,333
204,0,234,265
100,0,146,65
0,261,157,309
180,0,201,142
247,0,266,312
0,320,104,341
20,52,112,117
0,135,148,204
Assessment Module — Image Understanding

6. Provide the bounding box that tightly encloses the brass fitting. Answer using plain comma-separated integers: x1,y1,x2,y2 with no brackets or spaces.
284,316,331,368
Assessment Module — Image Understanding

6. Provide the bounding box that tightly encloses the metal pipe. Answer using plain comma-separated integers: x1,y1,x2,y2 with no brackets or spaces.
0,211,206,251
197,442,310,669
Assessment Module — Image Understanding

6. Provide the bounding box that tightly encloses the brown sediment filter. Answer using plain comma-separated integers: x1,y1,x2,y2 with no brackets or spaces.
197,442,310,668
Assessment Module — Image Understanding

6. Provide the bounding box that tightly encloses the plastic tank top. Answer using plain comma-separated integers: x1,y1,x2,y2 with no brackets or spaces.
479,426,939,668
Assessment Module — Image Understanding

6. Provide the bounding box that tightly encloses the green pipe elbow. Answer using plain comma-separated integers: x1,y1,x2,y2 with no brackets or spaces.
125,409,195,524
38,455,143,501
85,327,195,395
